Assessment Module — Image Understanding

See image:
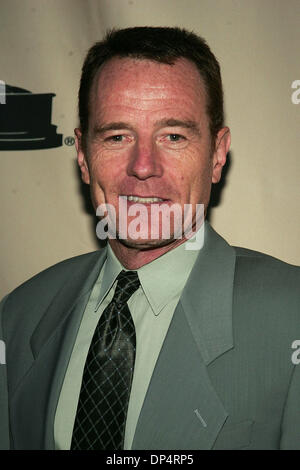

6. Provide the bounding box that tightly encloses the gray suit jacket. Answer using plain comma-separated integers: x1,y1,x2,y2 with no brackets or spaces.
0,223,299,450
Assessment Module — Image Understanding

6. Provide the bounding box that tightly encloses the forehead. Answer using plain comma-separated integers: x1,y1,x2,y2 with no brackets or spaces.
90,57,207,122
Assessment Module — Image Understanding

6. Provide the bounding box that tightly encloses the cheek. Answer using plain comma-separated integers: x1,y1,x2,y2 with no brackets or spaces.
183,159,213,200
88,158,127,204
86,157,107,199
88,145,128,180
88,151,111,185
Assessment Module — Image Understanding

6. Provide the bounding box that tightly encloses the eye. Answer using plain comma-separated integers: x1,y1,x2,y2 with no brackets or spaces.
107,135,124,142
167,134,185,142
103,134,134,148
160,133,188,148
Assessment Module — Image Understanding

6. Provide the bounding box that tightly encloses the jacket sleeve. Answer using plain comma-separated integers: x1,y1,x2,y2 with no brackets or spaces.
0,295,10,450
280,361,300,449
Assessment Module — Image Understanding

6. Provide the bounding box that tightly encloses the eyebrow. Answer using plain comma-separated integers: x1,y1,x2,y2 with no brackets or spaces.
92,118,201,136
92,122,135,135
154,119,201,135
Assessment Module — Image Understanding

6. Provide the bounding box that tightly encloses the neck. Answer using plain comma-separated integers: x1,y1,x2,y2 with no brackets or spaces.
108,237,189,270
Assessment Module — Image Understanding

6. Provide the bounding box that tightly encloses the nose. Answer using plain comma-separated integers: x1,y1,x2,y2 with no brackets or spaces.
127,139,163,180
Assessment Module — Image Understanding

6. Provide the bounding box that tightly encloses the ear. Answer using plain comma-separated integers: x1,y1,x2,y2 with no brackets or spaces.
211,127,231,183
75,128,90,184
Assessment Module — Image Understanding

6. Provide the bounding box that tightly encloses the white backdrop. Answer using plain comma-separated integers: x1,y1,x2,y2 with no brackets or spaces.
0,0,299,298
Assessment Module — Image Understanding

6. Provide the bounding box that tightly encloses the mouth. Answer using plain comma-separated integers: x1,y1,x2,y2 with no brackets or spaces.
119,195,168,203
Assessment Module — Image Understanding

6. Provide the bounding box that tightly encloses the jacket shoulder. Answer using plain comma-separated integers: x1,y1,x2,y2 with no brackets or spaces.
233,245,300,274
1,250,103,313
232,246,300,316
1,250,105,350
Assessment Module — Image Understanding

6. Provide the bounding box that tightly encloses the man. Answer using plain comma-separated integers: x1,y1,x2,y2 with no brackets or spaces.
0,27,299,450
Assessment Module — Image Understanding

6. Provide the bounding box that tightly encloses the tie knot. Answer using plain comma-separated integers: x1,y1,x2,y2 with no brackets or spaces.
113,270,140,305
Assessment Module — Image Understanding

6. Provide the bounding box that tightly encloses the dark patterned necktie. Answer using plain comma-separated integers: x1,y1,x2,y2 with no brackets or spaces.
71,270,140,450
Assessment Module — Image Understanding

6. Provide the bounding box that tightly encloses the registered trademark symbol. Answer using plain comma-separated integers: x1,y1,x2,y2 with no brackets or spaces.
64,136,75,146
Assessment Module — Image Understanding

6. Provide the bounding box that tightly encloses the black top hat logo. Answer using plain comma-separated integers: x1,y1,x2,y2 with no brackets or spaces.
0,84,63,150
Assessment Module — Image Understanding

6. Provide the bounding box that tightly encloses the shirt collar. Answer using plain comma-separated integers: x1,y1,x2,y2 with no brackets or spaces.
95,222,205,316
94,245,124,311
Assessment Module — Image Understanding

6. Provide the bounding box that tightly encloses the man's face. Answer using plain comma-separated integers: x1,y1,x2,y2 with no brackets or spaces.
76,57,230,248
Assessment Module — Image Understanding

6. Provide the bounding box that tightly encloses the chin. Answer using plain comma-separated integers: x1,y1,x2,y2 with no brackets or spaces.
116,235,179,251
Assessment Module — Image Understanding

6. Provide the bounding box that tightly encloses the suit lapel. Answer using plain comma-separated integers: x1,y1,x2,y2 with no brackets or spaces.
180,222,236,366
132,223,236,449
10,249,107,449
30,250,106,359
